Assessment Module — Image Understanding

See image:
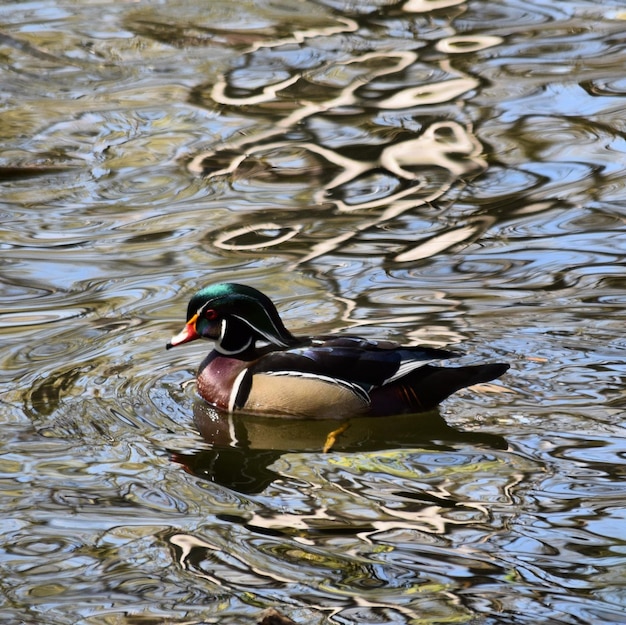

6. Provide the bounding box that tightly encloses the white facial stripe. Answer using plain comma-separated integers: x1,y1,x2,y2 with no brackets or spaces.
232,313,290,347
197,300,214,316
215,318,253,355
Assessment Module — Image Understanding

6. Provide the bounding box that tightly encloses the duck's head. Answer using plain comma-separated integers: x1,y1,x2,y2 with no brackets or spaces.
166,283,297,356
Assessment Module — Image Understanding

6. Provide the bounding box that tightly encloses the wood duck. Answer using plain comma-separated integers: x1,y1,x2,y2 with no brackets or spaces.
167,283,509,419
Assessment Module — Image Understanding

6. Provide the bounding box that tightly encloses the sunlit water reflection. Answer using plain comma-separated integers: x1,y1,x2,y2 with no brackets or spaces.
2,0,626,623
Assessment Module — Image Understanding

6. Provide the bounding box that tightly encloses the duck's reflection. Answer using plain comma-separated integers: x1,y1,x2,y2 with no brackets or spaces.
172,398,507,494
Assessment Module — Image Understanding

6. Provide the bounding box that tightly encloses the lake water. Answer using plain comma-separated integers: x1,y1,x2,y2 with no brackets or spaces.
2,0,626,623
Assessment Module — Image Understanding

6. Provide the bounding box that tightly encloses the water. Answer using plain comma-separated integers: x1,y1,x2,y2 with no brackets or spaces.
2,0,626,623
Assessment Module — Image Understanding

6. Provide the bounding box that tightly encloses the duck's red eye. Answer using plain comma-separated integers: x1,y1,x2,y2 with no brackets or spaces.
205,309,218,320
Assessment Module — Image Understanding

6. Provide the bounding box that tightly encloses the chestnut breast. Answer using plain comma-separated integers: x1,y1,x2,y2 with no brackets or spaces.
196,354,247,411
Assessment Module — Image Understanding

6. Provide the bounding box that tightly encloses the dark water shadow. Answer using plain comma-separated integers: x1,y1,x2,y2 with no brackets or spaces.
171,398,508,494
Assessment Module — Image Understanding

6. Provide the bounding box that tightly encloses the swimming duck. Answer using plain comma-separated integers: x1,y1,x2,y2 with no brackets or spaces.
167,283,509,419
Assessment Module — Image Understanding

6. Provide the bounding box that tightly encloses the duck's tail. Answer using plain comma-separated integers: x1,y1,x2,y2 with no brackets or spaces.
370,362,510,415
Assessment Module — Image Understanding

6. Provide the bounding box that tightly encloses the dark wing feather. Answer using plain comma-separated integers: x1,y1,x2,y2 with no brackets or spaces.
250,336,460,387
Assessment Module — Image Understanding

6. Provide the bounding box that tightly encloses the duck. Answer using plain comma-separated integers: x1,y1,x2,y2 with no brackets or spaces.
166,282,509,419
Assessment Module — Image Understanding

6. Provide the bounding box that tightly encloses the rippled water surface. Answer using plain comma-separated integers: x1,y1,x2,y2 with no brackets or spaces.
2,0,626,623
